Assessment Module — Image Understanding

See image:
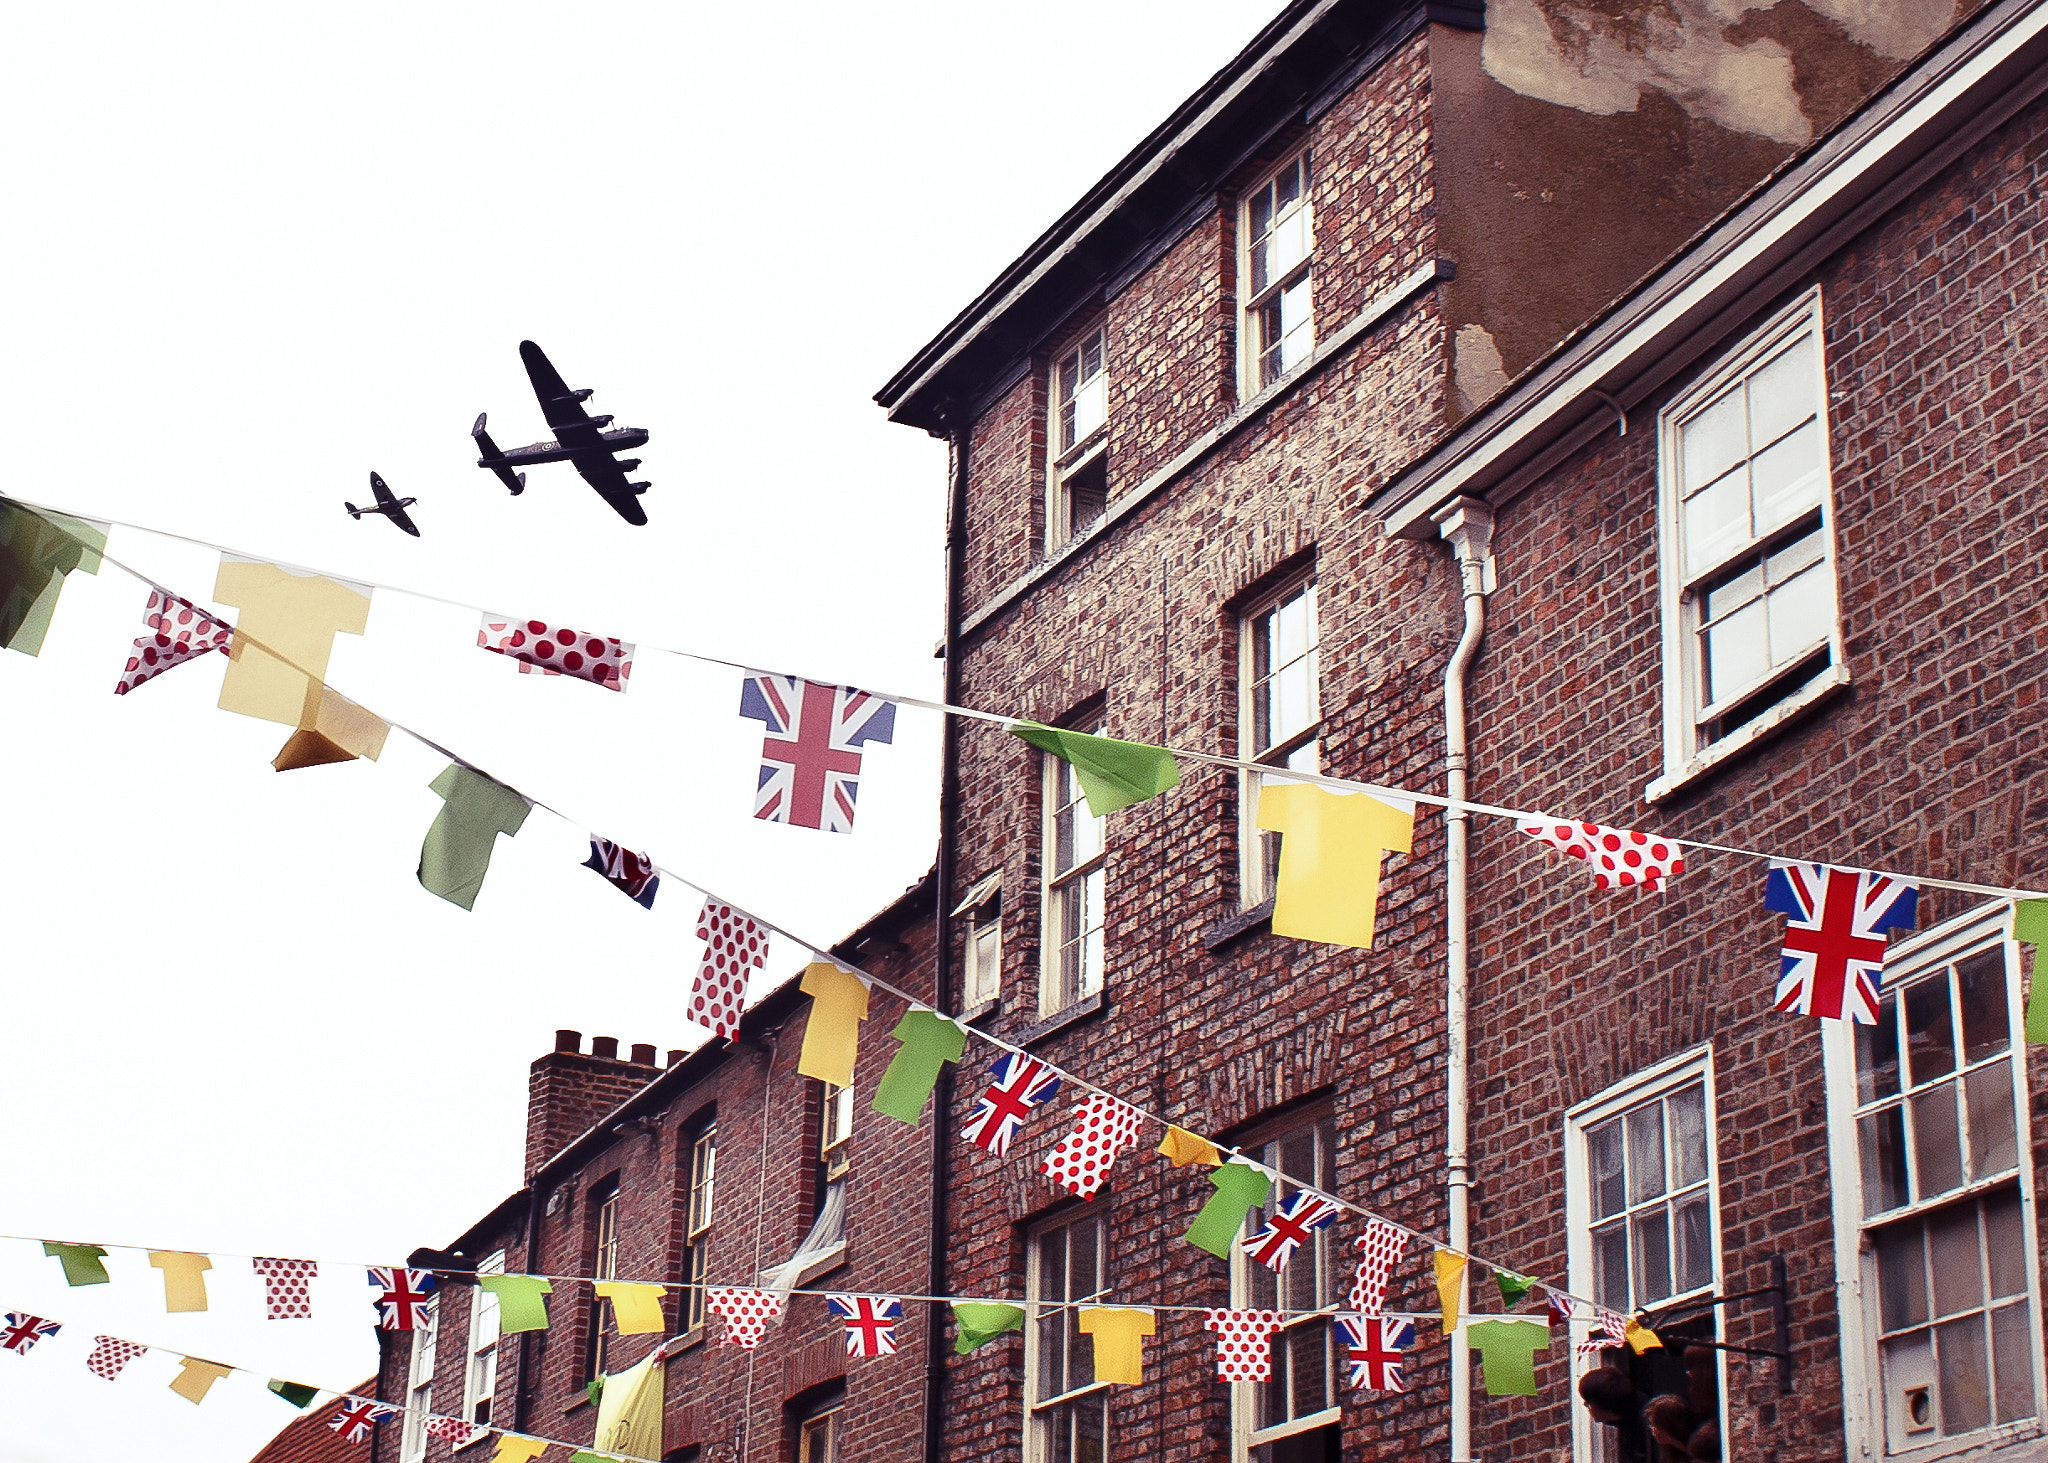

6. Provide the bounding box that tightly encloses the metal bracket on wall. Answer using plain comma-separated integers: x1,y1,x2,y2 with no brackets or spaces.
1643,1252,1794,1395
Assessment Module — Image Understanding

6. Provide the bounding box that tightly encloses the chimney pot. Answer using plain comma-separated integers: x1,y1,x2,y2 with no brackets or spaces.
630,1043,657,1066
666,1049,685,1067
590,1036,619,1060
554,1030,581,1054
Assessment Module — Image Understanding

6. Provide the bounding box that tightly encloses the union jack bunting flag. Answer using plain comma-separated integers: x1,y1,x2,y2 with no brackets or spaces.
738,673,897,834
1546,1291,1578,1329
584,836,660,909
1337,1314,1414,1392
366,1268,437,1330
0,1313,58,1355
962,1053,1063,1157
1244,1190,1340,1272
826,1294,904,1357
1764,861,1919,1023
328,1400,398,1443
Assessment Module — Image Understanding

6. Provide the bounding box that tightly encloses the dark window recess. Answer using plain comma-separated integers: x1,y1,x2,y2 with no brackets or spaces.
1065,455,1107,539
1252,1423,1338,1463
1579,1314,1721,1463
1702,644,1830,746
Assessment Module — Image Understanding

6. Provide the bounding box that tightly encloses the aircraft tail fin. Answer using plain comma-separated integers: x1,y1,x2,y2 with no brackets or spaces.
345,503,363,519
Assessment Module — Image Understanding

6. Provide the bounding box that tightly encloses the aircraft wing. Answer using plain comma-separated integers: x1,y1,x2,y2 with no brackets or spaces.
370,472,397,509
520,340,607,442
386,501,422,537
570,449,650,527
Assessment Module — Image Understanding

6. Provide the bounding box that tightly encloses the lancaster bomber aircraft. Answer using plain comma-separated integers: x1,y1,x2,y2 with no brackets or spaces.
472,341,651,526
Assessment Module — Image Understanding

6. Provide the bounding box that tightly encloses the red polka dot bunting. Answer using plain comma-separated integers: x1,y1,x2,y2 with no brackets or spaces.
1202,1309,1287,1382
692,899,771,1040
252,1257,317,1320
477,614,633,692
1516,817,1684,891
1040,1092,1144,1199
706,1288,784,1349
113,589,232,696
86,1336,148,1381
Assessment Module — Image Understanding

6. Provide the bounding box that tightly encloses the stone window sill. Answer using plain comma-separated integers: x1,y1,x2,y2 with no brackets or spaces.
1203,898,1274,952
1644,662,1850,804
1020,991,1104,1047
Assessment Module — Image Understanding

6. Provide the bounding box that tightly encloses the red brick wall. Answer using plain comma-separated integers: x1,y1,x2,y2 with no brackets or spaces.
373,883,937,1463
1458,82,2048,1463
933,27,1461,1462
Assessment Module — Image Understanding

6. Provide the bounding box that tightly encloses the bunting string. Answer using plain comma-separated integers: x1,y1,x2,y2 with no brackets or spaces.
7,491,2036,902
2,496,2015,1341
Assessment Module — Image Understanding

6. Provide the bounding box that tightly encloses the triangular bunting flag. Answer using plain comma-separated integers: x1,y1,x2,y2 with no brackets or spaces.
1009,723,1180,816
115,589,232,694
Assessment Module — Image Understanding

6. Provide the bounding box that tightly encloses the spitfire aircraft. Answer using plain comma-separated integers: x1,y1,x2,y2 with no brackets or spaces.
472,341,651,525
344,472,421,537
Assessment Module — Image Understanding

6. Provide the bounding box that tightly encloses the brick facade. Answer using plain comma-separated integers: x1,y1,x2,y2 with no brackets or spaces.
879,4,2048,1463
367,873,936,1463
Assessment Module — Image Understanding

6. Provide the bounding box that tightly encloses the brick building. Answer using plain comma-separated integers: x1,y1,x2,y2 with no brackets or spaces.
366,872,936,1463
876,3,2048,1463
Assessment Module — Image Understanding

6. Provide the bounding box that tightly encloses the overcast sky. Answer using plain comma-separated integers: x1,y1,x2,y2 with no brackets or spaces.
0,4,1281,1459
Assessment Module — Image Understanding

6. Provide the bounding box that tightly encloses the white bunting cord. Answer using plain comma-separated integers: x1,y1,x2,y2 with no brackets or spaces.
7,492,2039,902
10,499,2008,1337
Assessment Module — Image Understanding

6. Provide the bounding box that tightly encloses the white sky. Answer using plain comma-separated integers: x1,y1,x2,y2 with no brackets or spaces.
0,4,1280,1459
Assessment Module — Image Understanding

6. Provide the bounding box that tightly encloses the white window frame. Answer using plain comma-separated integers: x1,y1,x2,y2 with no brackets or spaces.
1563,1045,1726,1463
1024,1211,1112,1463
954,870,1003,1009
1049,323,1109,550
1229,1108,1339,1463
399,1294,440,1463
682,1120,716,1340
1239,149,1314,398
1238,574,1320,908
820,1080,853,1183
1652,288,1848,799
1041,727,1106,1017
1821,902,2045,1460
457,1250,505,1444
588,1182,619,1379
796,1394,843,1463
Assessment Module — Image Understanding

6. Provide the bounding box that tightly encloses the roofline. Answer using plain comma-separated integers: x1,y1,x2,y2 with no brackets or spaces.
514,865,937,1205
874,0,1478,432
1372,0,2048,538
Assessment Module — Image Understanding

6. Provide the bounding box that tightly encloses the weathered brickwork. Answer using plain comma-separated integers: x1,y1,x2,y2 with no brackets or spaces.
1460,83,2048,1463
370,876,937,1463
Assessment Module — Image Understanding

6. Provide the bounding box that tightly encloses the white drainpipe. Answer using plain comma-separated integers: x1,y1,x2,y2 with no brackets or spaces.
1433,495,1496,1463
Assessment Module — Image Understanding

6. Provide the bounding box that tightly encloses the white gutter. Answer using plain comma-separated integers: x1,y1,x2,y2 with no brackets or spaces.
1434,496,1495,1463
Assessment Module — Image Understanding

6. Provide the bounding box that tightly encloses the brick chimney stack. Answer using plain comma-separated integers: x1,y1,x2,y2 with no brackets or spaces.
525,1031,662,1181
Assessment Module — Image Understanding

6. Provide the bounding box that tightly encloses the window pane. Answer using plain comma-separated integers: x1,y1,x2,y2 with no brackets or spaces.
1992,1300,2036,1424
1936,1313,1992,1434
1857,997,1902,1103
1683,470,1750,578
1749,420,1823,533
1632,1209,1673,1303
1075,1397,1106,1463
1745,332,1817,447
1589,1121,1626,1219
1669,1086,1709,1188
1965,1063,2018,1181
1912,1083,1965,1198
1876,1221,1929,1333
1764,561,1831,669
1881,1330,1936,1447
1289,1322,1330,1418
1625,1103,1667,1204
1927,1205,1986,1319
1593,1221,1629,1309
1700,556,1764,623
1956,951,2012,1065
1274,658,1313,745
1680,388,1747,496
1986,1190,2027,1300
1703,597,1768,705
1674,1195,1714,1293
1070,372,1107,447
1906,977,1958,1087
1859,1107,1910,1217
